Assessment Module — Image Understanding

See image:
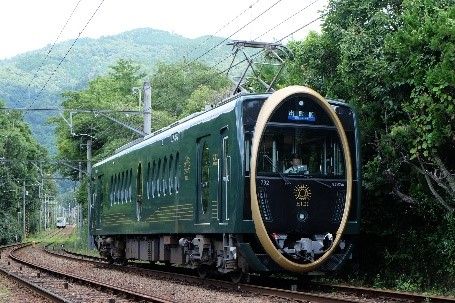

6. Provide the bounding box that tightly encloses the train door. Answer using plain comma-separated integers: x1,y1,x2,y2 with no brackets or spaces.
91,175,102,230
136,163,143,221
95,174,103,227
218,128,231,223
196,136,211,224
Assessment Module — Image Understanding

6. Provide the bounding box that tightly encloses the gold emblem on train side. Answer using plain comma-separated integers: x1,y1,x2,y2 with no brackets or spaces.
294,184,311,207
183,156,191,180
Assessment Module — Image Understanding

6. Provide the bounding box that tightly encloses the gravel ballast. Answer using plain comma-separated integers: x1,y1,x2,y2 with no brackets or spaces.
16,246,297,303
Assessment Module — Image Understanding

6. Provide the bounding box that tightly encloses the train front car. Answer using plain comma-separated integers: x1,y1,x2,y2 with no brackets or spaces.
249,86,354,273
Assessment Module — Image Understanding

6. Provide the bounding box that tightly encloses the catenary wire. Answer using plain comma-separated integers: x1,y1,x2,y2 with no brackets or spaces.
253,0,321,41
3,15,324,114
190,0,284,64
24,0,83,91
184,0,262,59
28,0,105,109
1,8,322,139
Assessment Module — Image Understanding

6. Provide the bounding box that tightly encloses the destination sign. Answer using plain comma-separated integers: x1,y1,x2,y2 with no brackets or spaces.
288,110,316,122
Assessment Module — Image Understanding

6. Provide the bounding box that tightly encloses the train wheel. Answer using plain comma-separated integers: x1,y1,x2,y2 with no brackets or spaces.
118,258,128,266
197,265,210,279
230,271,244,283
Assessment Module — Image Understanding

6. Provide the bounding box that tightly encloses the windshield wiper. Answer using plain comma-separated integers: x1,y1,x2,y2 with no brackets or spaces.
263,155,291,185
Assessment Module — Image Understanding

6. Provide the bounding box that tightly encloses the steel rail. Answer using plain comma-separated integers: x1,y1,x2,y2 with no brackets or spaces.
10,244,176,303
0,243,71,303
52,247,455,303
0,267,71,303
319,283,455,303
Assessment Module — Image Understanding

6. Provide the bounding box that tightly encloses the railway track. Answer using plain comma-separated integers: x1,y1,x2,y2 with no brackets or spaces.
49,245,455,303
0,243,176,303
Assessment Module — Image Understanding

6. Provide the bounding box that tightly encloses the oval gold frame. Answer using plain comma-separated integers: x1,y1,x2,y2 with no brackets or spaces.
250,86,353,272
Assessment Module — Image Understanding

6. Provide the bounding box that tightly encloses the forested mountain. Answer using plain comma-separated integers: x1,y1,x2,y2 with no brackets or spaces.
0,28,231,152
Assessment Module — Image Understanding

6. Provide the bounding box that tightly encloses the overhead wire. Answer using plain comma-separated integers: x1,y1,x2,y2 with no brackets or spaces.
208,1,324,75
7,2,323,147
190,0,284,64
222,15,324,74
197,13,325,90
10,3,324,114
24,0,83,92
0,107,146,113
278,14,325,41
28,0,105,109
253,0,320,41
0,159,90,163
22,0,273,112
184,0,262,59
149,0,286,98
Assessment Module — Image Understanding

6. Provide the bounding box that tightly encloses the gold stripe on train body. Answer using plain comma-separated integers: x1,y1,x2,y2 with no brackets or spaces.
249,85,353,273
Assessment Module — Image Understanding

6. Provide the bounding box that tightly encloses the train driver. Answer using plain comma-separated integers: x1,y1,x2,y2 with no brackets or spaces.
284,153,308,174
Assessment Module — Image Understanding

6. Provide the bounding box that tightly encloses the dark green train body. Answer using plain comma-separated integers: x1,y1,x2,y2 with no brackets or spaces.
91,86,361,275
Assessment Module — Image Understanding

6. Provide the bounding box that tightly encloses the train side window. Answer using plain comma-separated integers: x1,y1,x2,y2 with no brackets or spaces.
175,152,179,193
115,174,119,204
151,160,156,198
122,171,126,204
113,174,116,205
118,173,121,204
126,170,130,202
129,168,133,202
125,170,129,203
157,159,161,196
110,175,113,206
163,157,168,196
126,170,130,203
119,172,122,204
169,154,174,194
146,162,151,199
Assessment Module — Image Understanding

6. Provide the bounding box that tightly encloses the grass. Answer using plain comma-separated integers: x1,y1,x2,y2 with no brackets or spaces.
28,225,99,257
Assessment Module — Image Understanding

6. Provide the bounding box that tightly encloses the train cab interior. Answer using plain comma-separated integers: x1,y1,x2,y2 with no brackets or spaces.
255,127,345,178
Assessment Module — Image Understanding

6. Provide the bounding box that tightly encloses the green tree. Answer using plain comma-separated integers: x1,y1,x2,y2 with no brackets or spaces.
151,61,230,118
269,0,454,291
0,100,54,243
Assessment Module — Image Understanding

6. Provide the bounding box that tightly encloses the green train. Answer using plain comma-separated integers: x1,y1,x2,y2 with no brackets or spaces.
91,86,361,278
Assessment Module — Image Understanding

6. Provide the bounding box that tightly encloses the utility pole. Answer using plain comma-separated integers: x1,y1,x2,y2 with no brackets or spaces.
143,81,152,135
78,162,82,237
44,194,47,230
38,163,43,233
38,181,41,233
22,181,26,241
87,138,94,248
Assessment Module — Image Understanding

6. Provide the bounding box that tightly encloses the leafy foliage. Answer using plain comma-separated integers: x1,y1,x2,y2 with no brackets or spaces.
151,61,231,118
0,100,55,244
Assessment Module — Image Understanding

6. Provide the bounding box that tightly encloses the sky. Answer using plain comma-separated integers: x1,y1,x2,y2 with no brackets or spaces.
0,0,327,60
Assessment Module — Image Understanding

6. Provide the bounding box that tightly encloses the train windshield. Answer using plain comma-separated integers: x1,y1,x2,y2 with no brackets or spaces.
256,126,345,178
243,94,350,179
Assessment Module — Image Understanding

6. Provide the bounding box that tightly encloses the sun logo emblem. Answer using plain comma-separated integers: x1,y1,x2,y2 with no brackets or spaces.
294,184,311,207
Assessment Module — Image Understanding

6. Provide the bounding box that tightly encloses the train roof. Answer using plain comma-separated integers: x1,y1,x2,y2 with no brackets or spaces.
93,92,268,168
